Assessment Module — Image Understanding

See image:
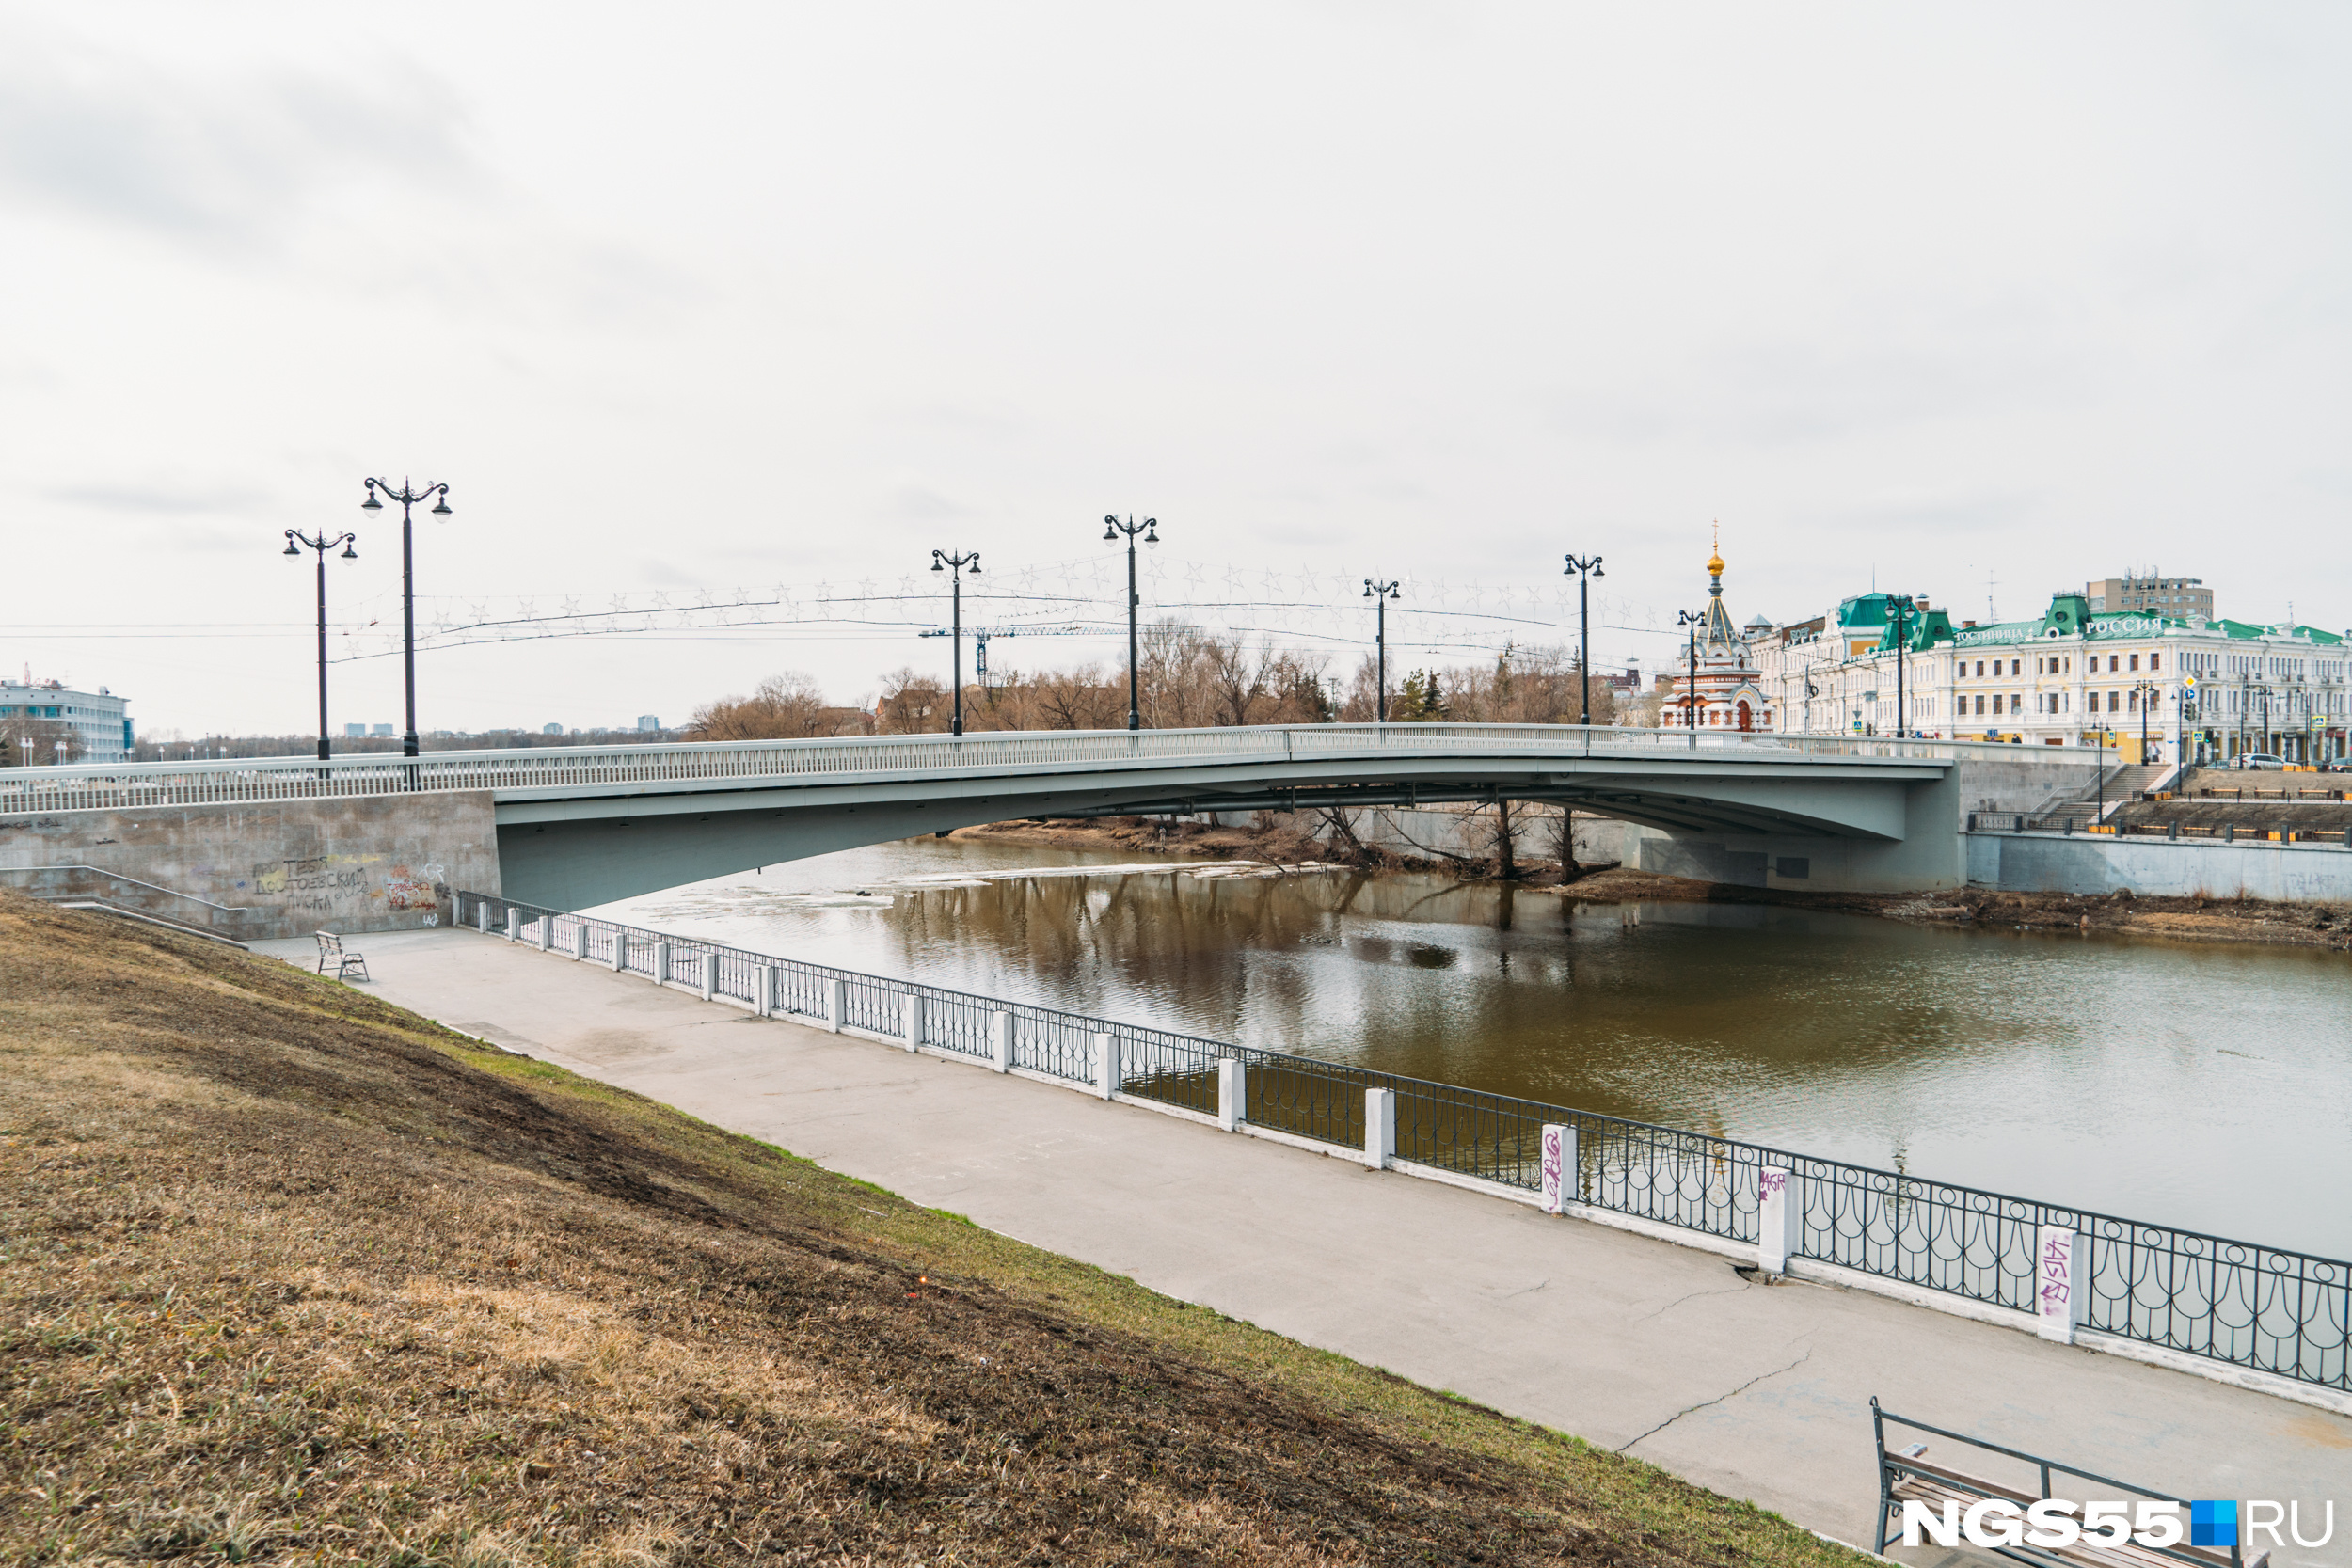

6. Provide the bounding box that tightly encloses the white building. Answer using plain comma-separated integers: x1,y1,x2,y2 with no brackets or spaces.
0,678,133,763
1754,592,2348,765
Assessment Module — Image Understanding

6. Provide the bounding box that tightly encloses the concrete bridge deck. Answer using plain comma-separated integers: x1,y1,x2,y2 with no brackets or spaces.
251,926,2352,1565
7,725,2101,913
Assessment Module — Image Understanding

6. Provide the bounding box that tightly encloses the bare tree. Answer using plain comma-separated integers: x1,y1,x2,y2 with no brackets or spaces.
686,672,831,741
875,667,950,733
1033,664,1122,730
1204,636,1268,727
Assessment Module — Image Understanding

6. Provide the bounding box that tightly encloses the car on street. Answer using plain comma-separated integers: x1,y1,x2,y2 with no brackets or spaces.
2236,753,2288,769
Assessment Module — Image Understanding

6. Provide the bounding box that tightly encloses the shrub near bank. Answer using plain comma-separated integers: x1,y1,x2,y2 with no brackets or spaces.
0,890,1859,1567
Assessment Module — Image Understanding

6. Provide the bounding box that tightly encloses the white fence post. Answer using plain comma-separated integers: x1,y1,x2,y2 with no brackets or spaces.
503,908,519,942
609,929,626,973
652,941,670,985
1758,1165,1800,1274
1364,1087,1396,1170
536,915,551,952
476,899,490,933
824,976,846,1034
2036,1226,2087,1343
758,965,778,1018
1092,1032,1120,1099
570,922,587,960
699,952,717,1001
1217,1057,1246,1132
1540,1123,1579,1213
989,1011,1012,1072
902,993,925,1052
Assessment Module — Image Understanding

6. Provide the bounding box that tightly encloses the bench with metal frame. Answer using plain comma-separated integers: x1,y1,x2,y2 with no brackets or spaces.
1871,1401,2266,1568
313,930,371,982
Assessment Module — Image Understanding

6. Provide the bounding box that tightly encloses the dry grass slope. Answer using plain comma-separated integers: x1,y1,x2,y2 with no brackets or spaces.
0,890,1864,1567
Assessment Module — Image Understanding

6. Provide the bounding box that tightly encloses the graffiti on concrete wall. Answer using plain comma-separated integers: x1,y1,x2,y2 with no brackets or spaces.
246,854,451,924
382,862,445,911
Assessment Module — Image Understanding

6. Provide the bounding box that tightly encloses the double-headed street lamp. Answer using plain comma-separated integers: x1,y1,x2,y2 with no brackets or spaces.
1676,608,1706,748
1562,555,1604,727
284,528,358,762
1362,578,1400,722
1883,595,1922,739
360,477,453,758
1103,515,1158,731
2134,678,2163,766
930,549,981,736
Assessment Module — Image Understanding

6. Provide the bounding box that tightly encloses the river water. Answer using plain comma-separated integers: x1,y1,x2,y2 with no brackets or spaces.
594,839,2352,1260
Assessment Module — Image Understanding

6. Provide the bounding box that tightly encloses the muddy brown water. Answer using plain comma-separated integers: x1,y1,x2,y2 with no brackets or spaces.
596,838,2352,1260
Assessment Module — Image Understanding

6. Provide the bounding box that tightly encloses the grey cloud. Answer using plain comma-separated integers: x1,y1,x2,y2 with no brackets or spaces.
1540,322,2098,449
0,27,475,248
878,486,978,522
44,483,270,515
888,401,1028,439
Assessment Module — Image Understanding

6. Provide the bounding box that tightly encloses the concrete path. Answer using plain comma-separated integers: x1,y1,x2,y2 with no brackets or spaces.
258,929,2352,1564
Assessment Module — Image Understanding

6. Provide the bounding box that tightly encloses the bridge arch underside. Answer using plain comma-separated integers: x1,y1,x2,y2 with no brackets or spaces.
494,752,1965,909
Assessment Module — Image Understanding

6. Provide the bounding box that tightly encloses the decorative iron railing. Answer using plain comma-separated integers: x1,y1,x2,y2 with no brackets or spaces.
455,888,2350,1395
4,722,2069,816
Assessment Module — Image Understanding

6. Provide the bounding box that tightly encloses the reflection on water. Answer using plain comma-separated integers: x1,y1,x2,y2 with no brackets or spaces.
597,838,2352,1259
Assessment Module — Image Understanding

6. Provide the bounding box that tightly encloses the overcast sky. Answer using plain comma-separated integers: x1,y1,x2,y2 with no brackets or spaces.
5,3,2348,739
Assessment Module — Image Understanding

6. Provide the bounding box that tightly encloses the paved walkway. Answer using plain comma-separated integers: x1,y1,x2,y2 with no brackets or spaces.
259,929,2352,1563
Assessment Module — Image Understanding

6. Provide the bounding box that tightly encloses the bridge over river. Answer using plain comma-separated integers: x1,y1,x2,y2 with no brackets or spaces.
0,724,2098,931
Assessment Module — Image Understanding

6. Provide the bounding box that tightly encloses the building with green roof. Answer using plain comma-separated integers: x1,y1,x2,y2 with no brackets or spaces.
1752,590,2349,765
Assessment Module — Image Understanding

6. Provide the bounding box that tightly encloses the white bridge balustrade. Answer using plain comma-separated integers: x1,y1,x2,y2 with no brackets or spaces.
455,888,2352,1416
0,723,2059,816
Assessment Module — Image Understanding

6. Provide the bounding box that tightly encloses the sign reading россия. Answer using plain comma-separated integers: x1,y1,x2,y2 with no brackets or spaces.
1902,1496,2336,1552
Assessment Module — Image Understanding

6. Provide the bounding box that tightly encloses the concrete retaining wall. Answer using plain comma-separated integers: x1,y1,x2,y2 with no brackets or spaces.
1966,831,2352,901
1954,753,2105,816
0,793,499,939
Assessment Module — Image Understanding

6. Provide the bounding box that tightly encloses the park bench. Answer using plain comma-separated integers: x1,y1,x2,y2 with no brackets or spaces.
313,930,371,982
1872,1401,2266,1568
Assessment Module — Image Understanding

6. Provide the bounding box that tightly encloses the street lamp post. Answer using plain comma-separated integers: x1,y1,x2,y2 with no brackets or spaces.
360,478,453,758
1102,515,1158,731
1362,578,1400,722
284,528,358,763
930,549,981,736
1883,596,1919,739
1563,555,1603,728
1676,609,1705,748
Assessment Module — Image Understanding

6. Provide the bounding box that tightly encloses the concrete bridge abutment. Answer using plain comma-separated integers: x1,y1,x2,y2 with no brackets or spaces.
0,793,499,940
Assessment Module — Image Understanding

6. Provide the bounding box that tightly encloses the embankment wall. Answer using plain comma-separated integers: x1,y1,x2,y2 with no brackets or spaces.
0,793,498,939
1965,831,2352,902
1954,753,2105,816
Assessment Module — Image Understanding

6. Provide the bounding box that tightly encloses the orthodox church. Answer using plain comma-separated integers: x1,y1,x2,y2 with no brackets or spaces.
1669,535,1773,731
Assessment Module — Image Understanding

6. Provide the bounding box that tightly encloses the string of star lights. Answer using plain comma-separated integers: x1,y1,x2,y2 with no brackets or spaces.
313,552,1681,669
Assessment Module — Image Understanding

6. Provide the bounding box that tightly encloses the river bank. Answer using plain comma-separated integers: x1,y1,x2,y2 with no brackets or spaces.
958,816,2352,951
1,890,1865,1568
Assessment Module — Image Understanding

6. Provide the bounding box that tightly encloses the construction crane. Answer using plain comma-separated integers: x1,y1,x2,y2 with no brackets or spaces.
917,623,1120,678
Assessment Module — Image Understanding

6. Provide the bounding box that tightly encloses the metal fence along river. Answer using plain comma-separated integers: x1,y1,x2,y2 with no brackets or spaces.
454,888,2347,1398
8,722,2046,816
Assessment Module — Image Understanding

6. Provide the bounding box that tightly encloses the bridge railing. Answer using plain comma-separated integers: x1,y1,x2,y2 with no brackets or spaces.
2,723,2090,816
456,887,2346,1396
